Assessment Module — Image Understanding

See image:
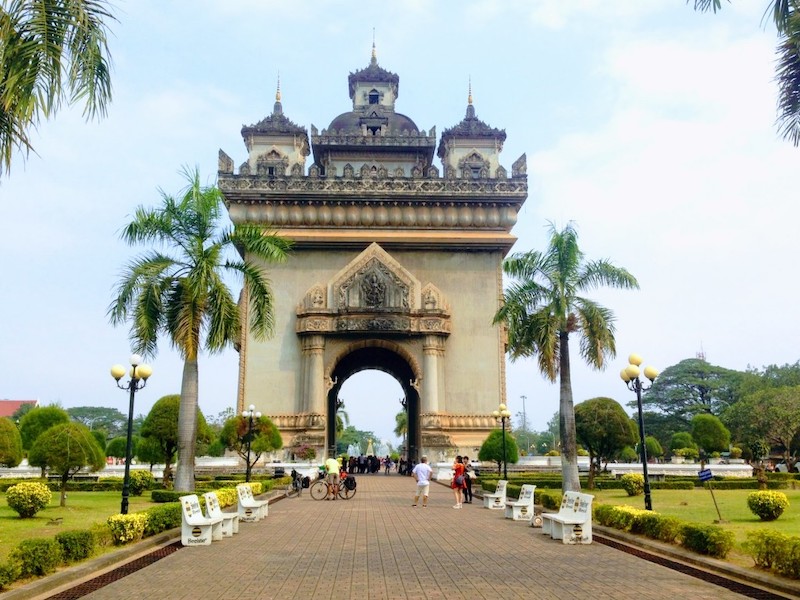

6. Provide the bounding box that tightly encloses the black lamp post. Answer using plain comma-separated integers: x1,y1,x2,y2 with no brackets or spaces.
492,403,512,479
242,404,261,482
110,354,152,515
620,353,659,511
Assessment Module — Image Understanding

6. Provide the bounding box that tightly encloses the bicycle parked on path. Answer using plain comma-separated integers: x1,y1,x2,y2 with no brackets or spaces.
286,469,305,498
310,470,356,500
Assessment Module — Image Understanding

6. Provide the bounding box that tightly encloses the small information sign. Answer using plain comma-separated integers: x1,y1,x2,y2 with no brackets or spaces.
698,468,713,482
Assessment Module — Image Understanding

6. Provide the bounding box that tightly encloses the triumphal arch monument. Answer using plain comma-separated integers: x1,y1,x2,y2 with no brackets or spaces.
218,50,527,462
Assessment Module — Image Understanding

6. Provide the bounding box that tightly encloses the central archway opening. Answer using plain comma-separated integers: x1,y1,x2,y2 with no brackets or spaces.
326,344,420,465
336,371,404,456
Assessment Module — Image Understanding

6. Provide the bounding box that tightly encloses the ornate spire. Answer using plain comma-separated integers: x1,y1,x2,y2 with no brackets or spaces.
371,29,377,65
273,73,282,115
468,77,472,105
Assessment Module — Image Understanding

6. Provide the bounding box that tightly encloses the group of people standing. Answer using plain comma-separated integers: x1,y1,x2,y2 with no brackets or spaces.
410,454,474,508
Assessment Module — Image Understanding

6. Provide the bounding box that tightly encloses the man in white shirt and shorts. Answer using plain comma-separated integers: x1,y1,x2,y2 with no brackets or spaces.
411,455,433,507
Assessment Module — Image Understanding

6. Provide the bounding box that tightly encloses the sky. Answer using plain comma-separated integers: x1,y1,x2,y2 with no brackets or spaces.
2,1,798,448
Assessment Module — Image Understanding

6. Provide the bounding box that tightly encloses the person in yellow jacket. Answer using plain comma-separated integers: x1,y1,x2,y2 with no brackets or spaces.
325,456,340,500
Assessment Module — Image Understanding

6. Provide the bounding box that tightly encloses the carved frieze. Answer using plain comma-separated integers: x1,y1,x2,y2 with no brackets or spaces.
296,314,450,336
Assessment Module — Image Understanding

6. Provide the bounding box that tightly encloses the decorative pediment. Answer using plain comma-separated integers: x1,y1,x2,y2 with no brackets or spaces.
421,283,448,311
332,243,420,311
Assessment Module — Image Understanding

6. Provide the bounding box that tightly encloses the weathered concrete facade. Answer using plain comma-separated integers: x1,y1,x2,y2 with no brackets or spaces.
218,50,527,461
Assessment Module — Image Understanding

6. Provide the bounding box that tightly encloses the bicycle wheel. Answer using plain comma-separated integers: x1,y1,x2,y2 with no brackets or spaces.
309,480,328,500
338,482,356,500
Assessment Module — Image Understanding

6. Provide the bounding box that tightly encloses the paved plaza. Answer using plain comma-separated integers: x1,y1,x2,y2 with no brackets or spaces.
29,476,784,599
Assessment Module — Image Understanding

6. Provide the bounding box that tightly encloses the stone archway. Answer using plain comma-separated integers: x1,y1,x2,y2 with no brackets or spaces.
326,341,420,462
219,54,528,462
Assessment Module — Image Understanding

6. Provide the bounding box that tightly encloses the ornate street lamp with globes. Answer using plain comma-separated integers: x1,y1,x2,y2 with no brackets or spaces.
242,405,261,482
492,403,512,479
620,353,659,511
110,354,152,515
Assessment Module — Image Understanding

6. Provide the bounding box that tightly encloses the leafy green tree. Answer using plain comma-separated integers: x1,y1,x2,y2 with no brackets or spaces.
638,358,742,425
691,413,731,463
109,167,291,491
10,402,35,422
641,411,690,457
28,422,105,506
336,425,375,456
478,429,520,475
493,222,638,492
218,414,282,474
0,417,23,467
669,431,697,454
106,435,137,461
692,1,800,145
140,394,212,487
394,411,408,452
644,436,664,461
722,386,800,471
740,361,800,396
135,435,163,471
574,397,637,488
67,406,127,438
0,0,115,176
19,405,69,451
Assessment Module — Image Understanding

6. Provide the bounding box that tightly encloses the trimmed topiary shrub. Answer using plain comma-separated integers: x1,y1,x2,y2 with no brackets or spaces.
747,490,790,521
107,513,148,545
151,489,183,503
6,481,52,517
620,473,644,497
129,470,155,496
9,538,63,577
0,561,21,590
142,504,181,536
55,529,95,563
680,523,735,558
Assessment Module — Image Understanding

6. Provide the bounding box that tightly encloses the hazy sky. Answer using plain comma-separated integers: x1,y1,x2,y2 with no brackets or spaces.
2,1,797,446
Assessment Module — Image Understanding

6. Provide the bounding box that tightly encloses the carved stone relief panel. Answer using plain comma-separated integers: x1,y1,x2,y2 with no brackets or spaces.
330,243,421,310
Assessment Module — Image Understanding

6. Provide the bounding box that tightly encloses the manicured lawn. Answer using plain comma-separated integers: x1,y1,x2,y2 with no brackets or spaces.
591,487,800,566
0,491,160,561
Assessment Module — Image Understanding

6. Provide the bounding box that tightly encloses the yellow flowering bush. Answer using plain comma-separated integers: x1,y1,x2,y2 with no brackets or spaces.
107,513,148,545
6,481,52,518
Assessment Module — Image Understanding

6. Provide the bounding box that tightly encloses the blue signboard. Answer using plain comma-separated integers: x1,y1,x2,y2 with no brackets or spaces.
698,468,713,482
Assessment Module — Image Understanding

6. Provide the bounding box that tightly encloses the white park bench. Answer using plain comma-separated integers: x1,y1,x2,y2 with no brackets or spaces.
179,494,223,546
236,484,269,522
505,484,536,521
483,479,508,510
541,491,594,544
203,491,239,537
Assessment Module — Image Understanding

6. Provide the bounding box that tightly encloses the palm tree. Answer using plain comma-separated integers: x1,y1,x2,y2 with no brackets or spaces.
0,0,115,176
493,222,638,492
693,1,800,145
394,410,408,452
109,167,291,492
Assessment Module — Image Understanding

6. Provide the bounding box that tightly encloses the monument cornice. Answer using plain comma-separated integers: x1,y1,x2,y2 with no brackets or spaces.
296,310,451,336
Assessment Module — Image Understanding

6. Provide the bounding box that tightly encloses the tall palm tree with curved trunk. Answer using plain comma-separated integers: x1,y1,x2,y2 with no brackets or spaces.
493,222,638,492
0,0,115,177
109,167,291,492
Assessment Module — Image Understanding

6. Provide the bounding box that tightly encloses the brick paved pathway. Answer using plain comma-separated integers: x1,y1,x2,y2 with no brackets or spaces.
73,475,751,600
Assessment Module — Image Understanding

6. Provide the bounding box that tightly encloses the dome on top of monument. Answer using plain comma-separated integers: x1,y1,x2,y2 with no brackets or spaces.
326,109,419,134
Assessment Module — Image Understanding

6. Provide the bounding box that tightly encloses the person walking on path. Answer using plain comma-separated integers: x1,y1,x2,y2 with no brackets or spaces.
462,455,474,504
411,455,433,507
325,456,340,500
451,455,467,509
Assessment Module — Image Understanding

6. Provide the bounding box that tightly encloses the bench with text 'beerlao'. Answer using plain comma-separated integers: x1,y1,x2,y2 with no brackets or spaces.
483,479,508,510
541,491,594,544
505,484,536,521
179,494,223,546
203,491,239,537
236,484,269,522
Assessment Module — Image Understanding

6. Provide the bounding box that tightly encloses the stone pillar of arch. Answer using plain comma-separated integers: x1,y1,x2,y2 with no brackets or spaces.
422,334,446,414
301,334,326,414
